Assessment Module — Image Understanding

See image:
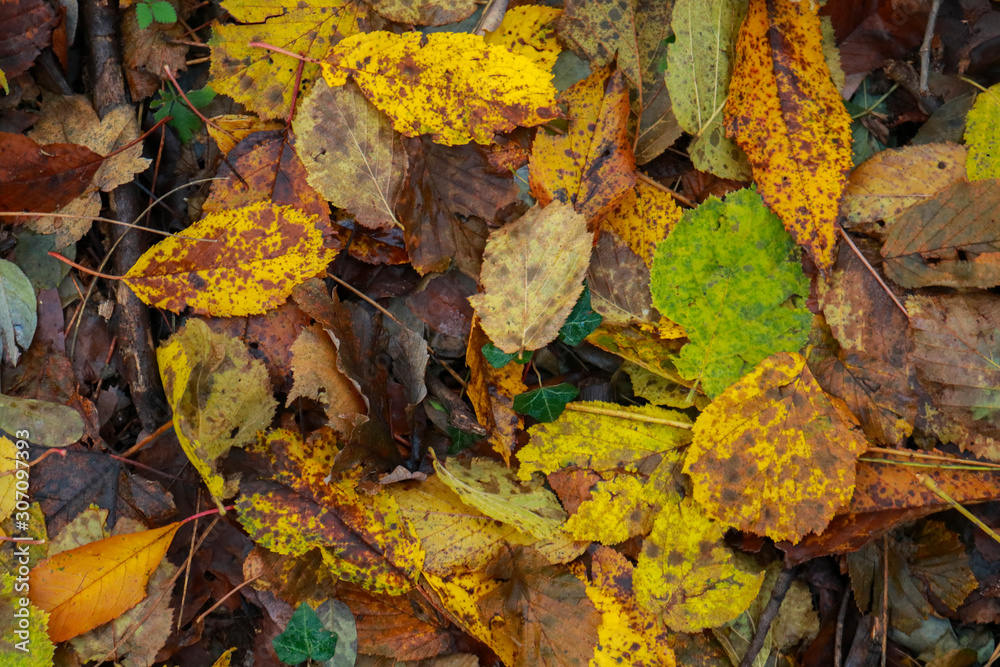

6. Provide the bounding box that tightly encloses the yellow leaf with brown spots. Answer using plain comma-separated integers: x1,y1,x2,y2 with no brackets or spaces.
321,31,560,146
124,202,337,317
724,0,852,273
466,319,526,464
529,65,636,223
484,5,562,73
686,351,869,543
634,496,764,633
468,202,591,355
208,0,370,120
601,180,683,267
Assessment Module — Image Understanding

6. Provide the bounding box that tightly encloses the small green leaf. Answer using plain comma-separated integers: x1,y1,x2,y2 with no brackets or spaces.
513,383,579,422
482,342,532,369
557,283,602,346
447,426,482,454
135,1,153,29
150,0,177,24
150,85,216,143
273,603,338,664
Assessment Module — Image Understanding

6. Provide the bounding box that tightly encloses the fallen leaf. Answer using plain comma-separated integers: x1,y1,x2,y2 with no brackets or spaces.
556,284,603,347
0,394,83,448
322,31,560,146
666,0,751,180
206,115,284,156
29,521,182,642
125,202,337,317
121,8,188,100
0,133,103,218
881,178,1000,289
484,6,562,73
587,231,659,326
209,0,369,119
0,259,36,366
468,202,591,354
650,188,811,397
157,319,276,508
466,319,526,464
634,496,764,632
529,65,636,223
0,0,57,81
369,0,475,25
725,0,853,272
601,180,683,267
512,383,579,422
965,82,1000,180
287,324,367,439
686,351,869,542
294,78,407,230
0,572,54,665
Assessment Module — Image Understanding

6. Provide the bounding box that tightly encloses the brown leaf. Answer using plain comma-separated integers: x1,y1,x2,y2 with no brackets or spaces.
339,584,457,660
396,136,518,277
406,270,476,339
0,0,58,80
121,8,188,100
0,133,103,218
587,231,659,326
466,319,525,464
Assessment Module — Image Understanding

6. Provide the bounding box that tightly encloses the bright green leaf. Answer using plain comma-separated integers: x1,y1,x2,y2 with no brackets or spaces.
150,0,177,23
135,1,153,28
273,603,338,664
513,383,579,422
150,86,216,143
650,188,811,397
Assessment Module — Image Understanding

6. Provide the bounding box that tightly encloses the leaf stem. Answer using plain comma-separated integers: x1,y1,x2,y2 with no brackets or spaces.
47,252,123,280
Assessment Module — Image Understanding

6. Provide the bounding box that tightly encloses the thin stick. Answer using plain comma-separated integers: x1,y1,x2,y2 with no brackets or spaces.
0,211,216,241
738,566,796,667
563,402,693,429
637,172,695,208
918,473,1000,546
836,224,908,317
881,535,888,667
474,0,510,35
121,420,174,458
194,575,263,626
918,0,943,95
834,587,849,667
248,41,320,64
864,446,1000,469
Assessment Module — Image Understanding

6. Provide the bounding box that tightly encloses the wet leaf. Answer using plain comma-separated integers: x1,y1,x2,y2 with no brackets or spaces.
650,188,811,397
725,0,853,272
468,202,591,354
322,31,560,146
529,66,636,222
512,383,580,422
125,202,337,317
686,351,869,542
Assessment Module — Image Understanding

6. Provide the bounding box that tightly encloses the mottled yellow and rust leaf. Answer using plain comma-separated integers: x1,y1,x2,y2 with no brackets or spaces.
209,0,369,120
423,570,517,665
724,0,852,272
466,319,525,464
529,65,636,223
484,5,562,73
686,351,869,542
157,320,276,510
602,180,683,268
368,0,476,25
634,497,764,633
322,31,559,146
469,202,591,354
125,202,337,317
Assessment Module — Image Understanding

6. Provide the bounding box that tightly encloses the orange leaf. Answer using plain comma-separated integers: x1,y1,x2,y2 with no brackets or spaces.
529,65,636,223
29,522,182,643
724,0,852,273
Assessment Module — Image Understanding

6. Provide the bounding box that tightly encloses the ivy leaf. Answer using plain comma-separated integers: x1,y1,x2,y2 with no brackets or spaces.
513,383,579,422
557,284,602,346
481,342,531,369
273,603,338,664
150,85,216,143
650,188,811,397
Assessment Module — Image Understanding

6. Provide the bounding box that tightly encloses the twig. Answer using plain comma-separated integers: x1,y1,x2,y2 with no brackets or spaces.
918,0,943,95
474,0,510,35
563,402,692,429
637,172,695,208
738,566,797,667
918,473,1000,546
120,420,174,458
881,534,888,667
836,224,908,317
834,587,850,667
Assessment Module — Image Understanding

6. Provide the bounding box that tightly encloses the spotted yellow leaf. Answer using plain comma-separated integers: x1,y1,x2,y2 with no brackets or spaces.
724,0,852,273
686,351,869,542
602,180,683,267
125,202,337,317
484,5,562,73
321,31,560,146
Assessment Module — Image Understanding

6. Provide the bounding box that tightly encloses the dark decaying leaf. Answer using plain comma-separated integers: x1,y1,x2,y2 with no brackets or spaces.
0,0,58,80
0,133,103,218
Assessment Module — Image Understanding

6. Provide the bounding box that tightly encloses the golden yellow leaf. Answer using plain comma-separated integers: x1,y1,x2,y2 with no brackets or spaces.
369,0,475,25
601,180,683,267
686,351,869,542
294,78,407,230
207,115,284,155
29,522,182,642
483,5,562,73
124,202,337,317
158,319,276,509
724,0,852,273
209,0,369,120
529,65,636,223
322,31,559,146
634,497,763,633
466,319,525,464
468,202,591,354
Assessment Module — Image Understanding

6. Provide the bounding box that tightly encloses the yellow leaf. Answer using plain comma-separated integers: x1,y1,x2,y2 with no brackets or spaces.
294,78,407,230
601,180,683,267
468,202,591,354
686,351,869,542
207,115,284,155
724,0,852,273
322,31,559,146
634,497,763,633
423,571,517,665
466,319,525,464
585,322,689,386
209,0,369,120
432,457,568,541
369,0,476,25
483,5,562,73
964,82,1000,180
125,202,337,317
529,65,636,222
157,319,276,509
0,436,18,522
1,572,54,665
29,522,182,642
